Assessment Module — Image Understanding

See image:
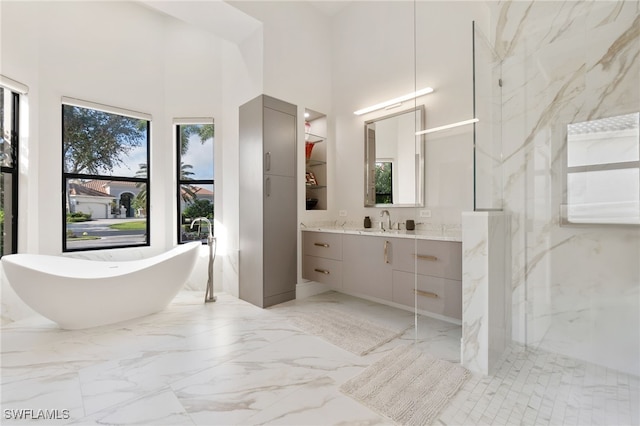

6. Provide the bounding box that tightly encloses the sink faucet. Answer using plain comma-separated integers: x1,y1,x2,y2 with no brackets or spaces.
380,210,391,230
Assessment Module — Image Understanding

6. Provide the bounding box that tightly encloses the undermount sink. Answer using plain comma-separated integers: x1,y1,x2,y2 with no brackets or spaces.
357,228,401,234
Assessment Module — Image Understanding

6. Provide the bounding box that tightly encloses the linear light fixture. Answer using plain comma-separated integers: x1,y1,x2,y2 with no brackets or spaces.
354,87,434,116
415,118,479,135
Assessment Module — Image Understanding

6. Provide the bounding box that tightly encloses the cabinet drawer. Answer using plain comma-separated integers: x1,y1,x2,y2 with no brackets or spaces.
302,232,343,260
391,239,461,280
303,255,342,288
392,270,462,320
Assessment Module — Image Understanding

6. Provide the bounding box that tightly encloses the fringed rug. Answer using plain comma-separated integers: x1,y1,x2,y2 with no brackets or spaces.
292,308,406,356
340,344,470,425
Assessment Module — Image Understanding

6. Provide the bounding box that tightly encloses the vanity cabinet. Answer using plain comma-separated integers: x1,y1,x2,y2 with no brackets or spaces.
239,95,297,308
302,232,342,288
389,239,462,320
301,230,462,322
343,234,393,300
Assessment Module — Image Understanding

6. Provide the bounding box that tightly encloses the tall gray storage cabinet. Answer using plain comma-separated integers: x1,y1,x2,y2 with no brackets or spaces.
239,95,297,308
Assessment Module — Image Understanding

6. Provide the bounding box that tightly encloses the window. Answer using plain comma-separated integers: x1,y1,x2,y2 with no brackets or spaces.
1,86,19,256
565,112,640,225
176,121,214,243
62,98,151,251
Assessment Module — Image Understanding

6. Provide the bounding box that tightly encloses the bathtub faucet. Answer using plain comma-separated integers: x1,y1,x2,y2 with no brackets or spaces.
190,217,213,240
190,217,216,303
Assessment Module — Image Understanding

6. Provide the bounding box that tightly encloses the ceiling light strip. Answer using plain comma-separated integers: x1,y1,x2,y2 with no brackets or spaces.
415,118,479,135
354,87,434,116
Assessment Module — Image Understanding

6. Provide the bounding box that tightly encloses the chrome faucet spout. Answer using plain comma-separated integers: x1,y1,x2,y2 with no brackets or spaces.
190,217,213,240
380,210,391,231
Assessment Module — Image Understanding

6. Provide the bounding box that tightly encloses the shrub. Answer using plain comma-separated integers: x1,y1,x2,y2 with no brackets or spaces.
67,211,92,222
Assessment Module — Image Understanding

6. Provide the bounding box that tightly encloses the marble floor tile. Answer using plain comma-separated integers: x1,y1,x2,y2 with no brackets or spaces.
1,290,637,425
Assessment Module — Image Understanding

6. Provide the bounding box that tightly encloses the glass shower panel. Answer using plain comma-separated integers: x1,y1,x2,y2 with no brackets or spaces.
412,4,488,360
473,22,504,211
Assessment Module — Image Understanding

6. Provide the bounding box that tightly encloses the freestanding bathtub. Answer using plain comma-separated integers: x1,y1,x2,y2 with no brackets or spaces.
1,242,201,329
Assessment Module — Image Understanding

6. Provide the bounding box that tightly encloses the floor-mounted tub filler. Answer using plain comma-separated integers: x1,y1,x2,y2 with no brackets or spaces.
1,242,201,329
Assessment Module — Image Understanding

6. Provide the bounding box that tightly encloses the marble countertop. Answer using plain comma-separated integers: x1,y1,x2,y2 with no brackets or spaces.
301,226,462,242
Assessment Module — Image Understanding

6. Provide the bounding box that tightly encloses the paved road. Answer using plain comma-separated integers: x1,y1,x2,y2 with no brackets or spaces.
67,218,147,236
66,218,147,249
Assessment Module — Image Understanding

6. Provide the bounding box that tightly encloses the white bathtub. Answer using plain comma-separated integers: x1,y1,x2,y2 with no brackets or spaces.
1,242,201,329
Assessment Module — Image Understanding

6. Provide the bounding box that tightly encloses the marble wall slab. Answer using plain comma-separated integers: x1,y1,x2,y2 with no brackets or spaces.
492,0,640,376
461,211,510,375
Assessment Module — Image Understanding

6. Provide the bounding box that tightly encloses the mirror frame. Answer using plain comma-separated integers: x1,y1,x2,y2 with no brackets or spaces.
364,105,425,207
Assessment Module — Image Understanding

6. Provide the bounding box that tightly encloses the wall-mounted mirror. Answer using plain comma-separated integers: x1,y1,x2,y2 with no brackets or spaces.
364,106,425,207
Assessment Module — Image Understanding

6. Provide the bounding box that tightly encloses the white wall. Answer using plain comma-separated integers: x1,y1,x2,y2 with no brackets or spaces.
331,1,490,229
227,1,334,292
0,0,259,321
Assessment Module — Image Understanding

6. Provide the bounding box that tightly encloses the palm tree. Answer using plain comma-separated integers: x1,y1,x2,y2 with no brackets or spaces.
134,162,199,205
134,163,148,205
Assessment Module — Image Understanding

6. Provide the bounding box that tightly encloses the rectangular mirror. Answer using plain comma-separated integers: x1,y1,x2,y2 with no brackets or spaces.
364,106,425,207
565,112,639,225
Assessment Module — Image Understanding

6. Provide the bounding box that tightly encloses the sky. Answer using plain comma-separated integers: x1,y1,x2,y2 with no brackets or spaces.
109,134,214,180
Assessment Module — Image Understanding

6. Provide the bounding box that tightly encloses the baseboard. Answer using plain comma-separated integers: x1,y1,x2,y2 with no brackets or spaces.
296,280,330,299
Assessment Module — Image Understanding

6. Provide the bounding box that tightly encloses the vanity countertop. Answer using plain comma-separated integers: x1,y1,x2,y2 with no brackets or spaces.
301,227,462,242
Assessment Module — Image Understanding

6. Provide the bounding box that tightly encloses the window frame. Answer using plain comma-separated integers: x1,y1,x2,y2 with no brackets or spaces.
61,98,151,252
1,87,20,257
175,119,215,245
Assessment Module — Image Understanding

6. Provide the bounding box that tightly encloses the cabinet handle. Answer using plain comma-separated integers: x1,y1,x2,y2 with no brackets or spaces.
266,177,271,197
415,289,438,299
265,151,271,171
314,268,330,275
415,254,438,261
314,243,329,248
384,240,390,264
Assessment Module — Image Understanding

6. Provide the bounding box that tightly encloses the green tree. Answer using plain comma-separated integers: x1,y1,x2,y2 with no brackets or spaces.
179,124,214,156
134,123,213,207
62,105,147,175
134,162,198,205
375,162,393,204
134,163,148,205
183,199,213,220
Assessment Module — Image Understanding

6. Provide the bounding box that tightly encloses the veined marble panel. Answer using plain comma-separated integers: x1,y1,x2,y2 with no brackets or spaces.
461,211,510,375
492,0,640,375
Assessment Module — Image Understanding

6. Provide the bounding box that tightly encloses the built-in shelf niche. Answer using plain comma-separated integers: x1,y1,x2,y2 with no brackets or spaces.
304,109,327,210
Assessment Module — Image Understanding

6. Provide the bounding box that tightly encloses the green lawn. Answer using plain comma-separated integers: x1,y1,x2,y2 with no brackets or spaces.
109,221,147,231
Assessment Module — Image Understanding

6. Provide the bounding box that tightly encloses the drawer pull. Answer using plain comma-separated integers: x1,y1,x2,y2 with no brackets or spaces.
415,289,438,299
384,240,390,264
314,243,330,248
314,268,330,275
415,254,438,261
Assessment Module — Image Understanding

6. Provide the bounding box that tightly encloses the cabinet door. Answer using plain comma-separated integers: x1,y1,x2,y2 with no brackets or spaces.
264,107,296,178
263,175,297,300
342,234,392,300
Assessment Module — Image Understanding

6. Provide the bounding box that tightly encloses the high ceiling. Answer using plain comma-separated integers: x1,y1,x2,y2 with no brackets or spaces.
138,0,354,44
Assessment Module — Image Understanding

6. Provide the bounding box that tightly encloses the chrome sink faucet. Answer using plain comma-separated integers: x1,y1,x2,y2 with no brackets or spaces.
380,210,391,230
